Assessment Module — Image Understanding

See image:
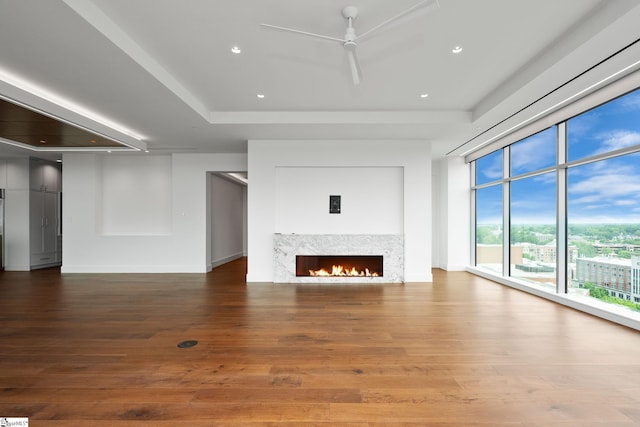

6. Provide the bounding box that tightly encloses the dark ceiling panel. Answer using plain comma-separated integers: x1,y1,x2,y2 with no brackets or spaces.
0,97,127,149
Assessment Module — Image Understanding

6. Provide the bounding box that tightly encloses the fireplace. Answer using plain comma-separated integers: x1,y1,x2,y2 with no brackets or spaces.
296,255,383,277
273,234,403,283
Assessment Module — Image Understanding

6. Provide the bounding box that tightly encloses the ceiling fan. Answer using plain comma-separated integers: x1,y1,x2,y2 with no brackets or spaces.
260,0,439,85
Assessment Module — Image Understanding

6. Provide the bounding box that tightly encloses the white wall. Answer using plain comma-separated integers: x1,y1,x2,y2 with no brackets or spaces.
431,162,440,268
275,167,403,234
437,156,471,270
3,158,30,270
210,173,246,268
62,152,247,273
100,155,172,235
247,140,431,283
0,160,6,188
0,160,6,240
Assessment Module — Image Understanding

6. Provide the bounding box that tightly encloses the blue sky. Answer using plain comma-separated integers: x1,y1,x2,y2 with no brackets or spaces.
568,89,640,224
477,88,640,225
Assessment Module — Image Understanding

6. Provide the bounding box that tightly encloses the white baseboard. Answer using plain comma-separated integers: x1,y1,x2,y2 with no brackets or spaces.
246,273,273,283
61,264,208,273
210,253,244,269
404,273,433,283
440,264,468,271
4,264,31,271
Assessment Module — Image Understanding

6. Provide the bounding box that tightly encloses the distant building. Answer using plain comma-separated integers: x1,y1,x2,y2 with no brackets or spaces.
519,241,578,264
521,242,556,263
592,243,640,255
633,257,640,301
575,256,640,302
515,263,554,273
476,245,522,265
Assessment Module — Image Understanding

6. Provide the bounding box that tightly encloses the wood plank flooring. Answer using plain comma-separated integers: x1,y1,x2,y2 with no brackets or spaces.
1,258,639,425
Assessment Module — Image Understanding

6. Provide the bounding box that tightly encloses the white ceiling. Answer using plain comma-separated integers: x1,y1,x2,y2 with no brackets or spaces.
1,0,639,162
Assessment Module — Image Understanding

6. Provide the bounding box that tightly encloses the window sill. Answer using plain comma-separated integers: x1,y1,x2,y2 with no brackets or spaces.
467,266,640,331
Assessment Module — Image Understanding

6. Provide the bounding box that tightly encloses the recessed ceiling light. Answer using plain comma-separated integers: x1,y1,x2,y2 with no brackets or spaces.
420,93,429,98
40,139,47,143
452,46,463,54
231,46,241,54
257,94,265,99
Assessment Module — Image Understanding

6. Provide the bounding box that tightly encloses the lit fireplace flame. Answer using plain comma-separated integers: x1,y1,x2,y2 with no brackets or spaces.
309,265,380,277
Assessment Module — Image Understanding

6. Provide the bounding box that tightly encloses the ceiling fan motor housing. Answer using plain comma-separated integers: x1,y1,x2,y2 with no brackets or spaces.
342,6,358,20
344,28,357,43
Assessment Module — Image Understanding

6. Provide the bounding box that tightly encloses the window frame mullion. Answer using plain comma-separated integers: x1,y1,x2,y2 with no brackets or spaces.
503,146,511,278
557,122,568,294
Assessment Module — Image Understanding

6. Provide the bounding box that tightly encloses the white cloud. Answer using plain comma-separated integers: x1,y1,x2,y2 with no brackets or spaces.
532,172,556,185
476,150,504,182
511,198,555,211
568,110,600,137
620,91,640,110
571,173,640,197
596,130,640,152
568,155,640,222
482,168,502,180
511,214,556,224
510,131,555,173
571,160,611,177
570,195,601,204
569,213,640,224
584,204,604,210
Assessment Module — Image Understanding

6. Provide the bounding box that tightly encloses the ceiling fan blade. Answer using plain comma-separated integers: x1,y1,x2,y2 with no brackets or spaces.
355,0,439,42
260,23,345,43
346,49,362,85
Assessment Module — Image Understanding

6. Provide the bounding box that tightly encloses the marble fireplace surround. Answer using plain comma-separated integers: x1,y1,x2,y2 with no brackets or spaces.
273,234,404,283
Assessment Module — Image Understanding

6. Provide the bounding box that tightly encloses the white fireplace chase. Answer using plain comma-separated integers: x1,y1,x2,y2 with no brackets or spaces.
273,234,404,283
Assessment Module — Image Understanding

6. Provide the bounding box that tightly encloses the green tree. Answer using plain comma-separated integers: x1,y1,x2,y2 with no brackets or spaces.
582,282,640,312
617,250,632,259
575,241,596,258
477,226,501,244
586,284,609,299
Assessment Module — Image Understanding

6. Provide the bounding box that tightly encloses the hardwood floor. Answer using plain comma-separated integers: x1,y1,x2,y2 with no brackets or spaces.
1,258,639,426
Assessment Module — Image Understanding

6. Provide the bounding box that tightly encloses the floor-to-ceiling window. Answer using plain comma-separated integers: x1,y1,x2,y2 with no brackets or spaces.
509,128,557,290
567,89,640,309
472,86,640,321
475,149,503,274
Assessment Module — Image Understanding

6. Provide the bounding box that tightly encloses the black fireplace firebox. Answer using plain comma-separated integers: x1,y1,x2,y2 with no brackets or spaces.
296,255,383,277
